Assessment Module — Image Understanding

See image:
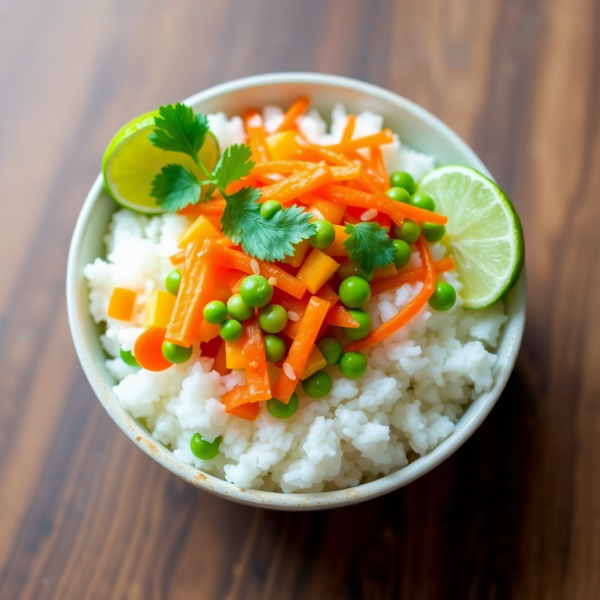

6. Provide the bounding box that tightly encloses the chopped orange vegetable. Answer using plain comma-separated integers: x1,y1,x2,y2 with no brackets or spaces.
241,316,271,402
370,145,388,182
198,240,307,299
371,263,398,281
341,115,356,142
300,345,327,380
212,274,234,303
315,283,339,306
107,288,137,321
347,237,436,351
197,319,220,343
330,164,361,181
252,160,310,175
176,199,226,218
177,215,221,249
259,162,334,204
307,197,346,224
323,303,359,328
324,225,349,257
222,386,260,420
284,238,311,268
325,129,394,152
275,97,310,132
271,296,331,403
212,340,230,376
133,328,171,372
296,248,340,294
264,131,301,160
225,338,245,370
165,239,217,347
370,258,455,296
433,257,455,274
169,250,186,265
244,110,270,163
143,290,176,329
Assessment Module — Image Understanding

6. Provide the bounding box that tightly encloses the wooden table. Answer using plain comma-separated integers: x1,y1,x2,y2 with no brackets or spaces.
1,0,598,597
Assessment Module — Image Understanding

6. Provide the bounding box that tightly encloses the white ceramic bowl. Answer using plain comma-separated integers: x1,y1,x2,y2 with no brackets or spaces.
67,73,526,510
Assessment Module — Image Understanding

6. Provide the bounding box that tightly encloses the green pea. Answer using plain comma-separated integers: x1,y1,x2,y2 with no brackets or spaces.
339,351,368,379
317,337,344,366
392,239,411,268
393,219,421,244
389,171,415,194
422,223,446,242
343,309,372,340
119,347,139,367
239,275,273,308
190,433,221,460
385,187,410,203
428,281,457,311
337,262,374,281
203,300,228,325
258,304,288,334
309,219,335,249
302,370,332,398
162,341,193,364
220,319,243,342
264,334,286,363
260,200,283,220
338,276,371,309
267,393,299,419
410,192,435,212
227,293,254,321
165,269,182,295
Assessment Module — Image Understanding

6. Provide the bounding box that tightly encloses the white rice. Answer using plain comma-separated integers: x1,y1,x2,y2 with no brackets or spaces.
84,105,508,493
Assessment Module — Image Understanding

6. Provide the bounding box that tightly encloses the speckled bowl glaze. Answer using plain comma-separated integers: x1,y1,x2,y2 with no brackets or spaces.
67,73,526,510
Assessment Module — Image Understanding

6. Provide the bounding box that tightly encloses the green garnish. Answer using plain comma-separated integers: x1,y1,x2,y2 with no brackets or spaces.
148,103,315,261
343,222,396,275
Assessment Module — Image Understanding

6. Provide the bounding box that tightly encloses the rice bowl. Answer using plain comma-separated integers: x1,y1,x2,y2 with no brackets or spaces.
67,73,526,509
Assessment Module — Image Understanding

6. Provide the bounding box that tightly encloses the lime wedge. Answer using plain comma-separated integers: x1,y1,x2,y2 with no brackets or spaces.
417,165,524,308
102,111,219,215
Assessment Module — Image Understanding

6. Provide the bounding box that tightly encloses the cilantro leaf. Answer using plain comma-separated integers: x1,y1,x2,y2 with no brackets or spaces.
343,222,396,275
151,164,202,211
221,188,316,261
213,144,254,190
148,103,208,159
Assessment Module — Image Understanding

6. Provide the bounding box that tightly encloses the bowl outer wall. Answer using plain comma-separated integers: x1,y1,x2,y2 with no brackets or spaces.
66,73,526,510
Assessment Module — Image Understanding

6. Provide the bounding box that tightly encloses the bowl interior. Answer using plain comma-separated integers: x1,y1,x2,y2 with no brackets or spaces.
67,73,526,510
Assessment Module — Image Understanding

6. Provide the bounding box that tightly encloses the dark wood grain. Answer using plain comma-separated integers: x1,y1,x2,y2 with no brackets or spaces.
0,0,599,597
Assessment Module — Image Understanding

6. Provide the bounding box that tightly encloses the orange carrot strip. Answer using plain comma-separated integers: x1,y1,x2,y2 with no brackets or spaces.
370,258,456,296
324,303,359,328
165,239,217,347
347,237,436,351
176,199,226,218
212,340,230,376
199,239,307,299
241,316,271,402
434,257,455,274
370,145,388,182
259,162,334,204
134,328,171,372
244,110,270,162
222,386,261,420
326,129,394,152
107,288,137,321
169,250,186,266
341,115,356,142
275,97,310,133
252,160,311,175
271,297,331,403
330,164,361,181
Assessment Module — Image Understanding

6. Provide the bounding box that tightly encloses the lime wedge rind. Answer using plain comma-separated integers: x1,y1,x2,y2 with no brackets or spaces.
418,165,524,309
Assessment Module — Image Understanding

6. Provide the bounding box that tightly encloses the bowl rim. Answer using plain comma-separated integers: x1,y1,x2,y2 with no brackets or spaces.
67,72,526,510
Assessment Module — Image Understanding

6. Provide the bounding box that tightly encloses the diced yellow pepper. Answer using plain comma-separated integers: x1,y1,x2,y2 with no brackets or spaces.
371,263,398,281
265,131,299,160
225,339,246,369
308,198,346,225
143,290,176,329
296,248,339,294
177,215,221,249
300,345,327,380
324,225,349,257
198,319,221,343
107,288,137,321
284,239,311,268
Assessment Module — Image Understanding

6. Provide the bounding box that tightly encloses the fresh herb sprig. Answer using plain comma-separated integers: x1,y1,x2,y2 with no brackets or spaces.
343,222,396,275
148,103,315,261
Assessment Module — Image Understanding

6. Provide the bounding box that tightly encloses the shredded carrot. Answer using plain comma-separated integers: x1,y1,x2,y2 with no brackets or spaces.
241,316,271,402
212,340,230,376
275,97,310,133
165,239,217,347
324,302,360,328
252,160,311,175
198,239,307,299
271,296,331,403
325,129,395,152
433,256,455,274
259,162,334,204
176,199,226,218
330,164,361,181
244,110,270,162
169,250,186,265
370,257,455,296
133,328,171,372
346,237,436,351
222,387,261,420
370,145,388,182
341,115,356,142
